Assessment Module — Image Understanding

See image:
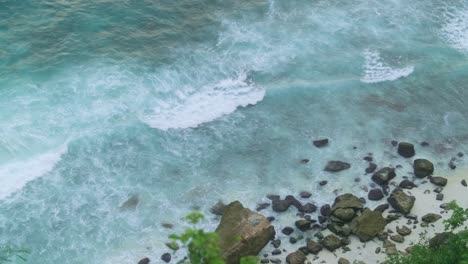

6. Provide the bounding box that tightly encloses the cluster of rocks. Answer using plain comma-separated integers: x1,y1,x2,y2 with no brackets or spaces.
143,140,466,264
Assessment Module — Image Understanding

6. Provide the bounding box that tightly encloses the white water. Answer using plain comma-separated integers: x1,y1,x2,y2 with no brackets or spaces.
361,50,415,83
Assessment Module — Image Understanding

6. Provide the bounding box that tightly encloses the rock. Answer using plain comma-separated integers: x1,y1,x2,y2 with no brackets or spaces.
257,203,270,211
430,177,448,187
436,193,444,201
413,159,434,178
372,168,396,186
391,140,398,147
398,142,415,158
321,204,332,216
350,209,386,242
319,180,328,186
433,187,443,193
399,180,416,189
161,253,171,263
332,208,356,222
365,163,378,174
421,141,430,147
307,240,322,254
295,220,312,232
390,234,404,243
267,194,280,201
282,227,294,235
300,191,312,198
313,138,329,148
332,193,364,211
396,226,411,236
318,215,327,224
338,258,351,264
421,213,442,223
260,259,269,264
449,160,456,170
324,161,351,172
340,237,350,246
285,195,303,210
289,237,297,244
272,249,281,255
321,234,341,252
368,189,384,201
162,223,174,229
300,159,310,164
387,188,415,214
271,239,281,248
120,195,139,210
374,204,390,213
462,179,467,187
385,246,398,255
286,250,306,264
375,247,381,254
216,201,276,264
429,232,451,249
210,201,226,215
165,242,179,251
383,239,395,248
272,199,291,212
138,257,150,264
270,259,281,264
328,223,351,237
300,203,317,213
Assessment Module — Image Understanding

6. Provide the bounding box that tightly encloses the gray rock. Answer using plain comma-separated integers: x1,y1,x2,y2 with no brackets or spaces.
399,180,416,189
210,201,226,215
436,193,444,201
321,204,332,216
368,189,384,201
366,163,377,174
422,213,442,223
271,239,281,248
413,159,434,178
272,249,281,255
282,227,294,235
374,204,390,213
286,250,306,264
372,168,396,186
430,177,448,187
300,203,317,213
306,240,322,254
332,193,364,211
396,226,411,236
390,234,404,243
321,234,342,252
387,188,415,214
328,223,352,237
324,161,351,172
350,208,386,242
313,139,329,148
398,142,415,158
338,258,351,264
295,220,312,232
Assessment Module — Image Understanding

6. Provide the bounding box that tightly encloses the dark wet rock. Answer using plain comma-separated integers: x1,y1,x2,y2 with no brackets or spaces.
313,139,329,148
449,160,457,170
328,223,351,237
364,156,373,162
138,257,150,264
318,215,327,224
462,179,467,187
413,159,434,178
359,197,367,204
162,223,174,229
340,237,351,246
430,176,448,187
286,250,306,264
271,239,281,248
300,191,312,198
324,161,351,172
458,152,464,157
396,226,411,236
272,249,281,255
270,259,281,264
332,193,364,211
372,167,396,186
216,201,276,264
295,220,312,232
350,208,386,242
378,232,389,241
306,240,322,254
321,234,341,252
210,201,226,215
289,237,297,244
300,159,310,164
272,199,291,212
399,180,416,189
319,180,328,186
161,253,171,263
429,232,451,249
374,204,390,213
398,142,415,158
260,259,269,264
387,188,415,214
257,203,270,211
405,213,417,220
338,258,351,264
390,234,404,243
267,194,280,201
267,216,275,222
365,163,378,174
422,213,442,223
314,232,324,240
120,195,139,210
321,204,332,216
436,193,444,201
421,141,430,147
300,203,317,213
391,140,398,147
285,195,303,210
434,187,443,193
375,247,381,254
298,247,308,255
282,226,294,235
368,189,384,201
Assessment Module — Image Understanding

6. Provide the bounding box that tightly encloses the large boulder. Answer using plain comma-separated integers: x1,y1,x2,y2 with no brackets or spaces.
350,209,386,242
332,193,364,211
413,159,434,178
216,201,276,264
387,188,415,214
398,142,415,158
372,168,396,185
306,240,322,254
332,208,356,222
324,161,351,172
286,250,306,264
321,234,341,252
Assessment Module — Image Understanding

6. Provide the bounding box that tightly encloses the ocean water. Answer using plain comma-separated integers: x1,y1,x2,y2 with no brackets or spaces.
1,0,468,263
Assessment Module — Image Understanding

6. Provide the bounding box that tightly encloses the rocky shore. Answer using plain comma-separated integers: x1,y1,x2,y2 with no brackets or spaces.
150,140,468,264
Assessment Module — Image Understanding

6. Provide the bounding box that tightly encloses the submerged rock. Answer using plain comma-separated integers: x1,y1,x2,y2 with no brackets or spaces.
313,138,329,148
413,159,434,178
350,209,386,242
324,161,351,172
365,163,377,174
120,195,139,210
216,201,276,264
210,201,226,215
372,167,396,186
387,188,415,214
398,142,415,158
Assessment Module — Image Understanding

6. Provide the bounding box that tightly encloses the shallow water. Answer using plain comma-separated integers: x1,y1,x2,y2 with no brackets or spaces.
1,0,468,263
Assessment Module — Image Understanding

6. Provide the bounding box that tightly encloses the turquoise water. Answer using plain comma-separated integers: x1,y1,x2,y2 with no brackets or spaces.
1,0,468,263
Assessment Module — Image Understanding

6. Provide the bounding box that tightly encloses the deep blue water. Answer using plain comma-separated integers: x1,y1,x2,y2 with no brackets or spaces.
1,0,468,263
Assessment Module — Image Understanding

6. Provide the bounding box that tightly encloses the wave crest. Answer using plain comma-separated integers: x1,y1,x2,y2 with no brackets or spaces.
361,50,414,84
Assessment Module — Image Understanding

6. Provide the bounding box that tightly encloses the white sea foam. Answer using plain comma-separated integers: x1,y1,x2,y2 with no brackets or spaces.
141,72,265,130
0,145,67,200
440,7,468,54
361,50,414,83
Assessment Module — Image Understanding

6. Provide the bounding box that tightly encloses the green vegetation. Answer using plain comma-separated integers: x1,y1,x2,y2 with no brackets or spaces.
387,200,468,264
169,212,257,264
0,245,29,263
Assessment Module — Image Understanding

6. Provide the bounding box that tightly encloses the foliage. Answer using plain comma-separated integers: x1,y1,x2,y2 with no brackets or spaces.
170,211,258,264
387,201,468,264
0,246,30,263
